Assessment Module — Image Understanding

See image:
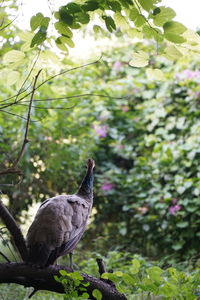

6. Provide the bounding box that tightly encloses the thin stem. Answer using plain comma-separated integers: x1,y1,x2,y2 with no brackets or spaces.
0,16,17,31
12,69,42,168
14,49,41,103
0,250,10,263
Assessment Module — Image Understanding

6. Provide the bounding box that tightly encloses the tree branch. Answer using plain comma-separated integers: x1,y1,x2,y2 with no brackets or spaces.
0,200,28,261
12,69,42,168
0,263,127,300
0,70,42,176
0,57,102,110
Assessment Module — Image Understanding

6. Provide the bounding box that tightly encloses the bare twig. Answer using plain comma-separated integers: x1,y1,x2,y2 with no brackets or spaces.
0,70,41,176
0,109,31,121
3,57,102,108
0,167,22,176
14,49,41,103
12,70,42,168
0,82,32,107
0,251,10,263
0,201,28,261
0,57,102,111
20,93,127,103
0,16,18,31
0,231,17,262
16,104,76,110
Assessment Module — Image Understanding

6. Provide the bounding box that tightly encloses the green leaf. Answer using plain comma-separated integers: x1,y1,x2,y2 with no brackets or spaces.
69,271,83,280
59,270,68,276
66,2,82,13
93,25,105,35
176,221,189,228
59,7,74,25
60,36,75,48
92,289,102,300
55,37,69,52
147,266,163,282
142,25,158,39
164,33,186,44
114,12,129,30
138,0,153,12
76,12,90,24
164,45,183,60
122,273,135,285
129,7,139,21
18,31,34,41
108,1,121,12
82,293,90,299
159,282,179,297
82,1,99,11
172,243,183,251
127,28,143,39
129,51,149,67
153,6,176,26
7,70,20,86
30,30,46,47
146,68,165,81
30,13,44,31
135,15,146,27
163,21,187,35
55,22,73,37
69,21,81,29
177,186,185,194
40,17,50,29
103,16,116,32
3,50,25,63
118,0,132,8
130,258,140,274
114,271,123,277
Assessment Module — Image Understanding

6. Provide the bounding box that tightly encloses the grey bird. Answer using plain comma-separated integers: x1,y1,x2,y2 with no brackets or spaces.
26,158,95,268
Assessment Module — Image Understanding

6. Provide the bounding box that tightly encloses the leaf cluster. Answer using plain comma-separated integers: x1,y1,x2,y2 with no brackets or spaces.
27,0,200,64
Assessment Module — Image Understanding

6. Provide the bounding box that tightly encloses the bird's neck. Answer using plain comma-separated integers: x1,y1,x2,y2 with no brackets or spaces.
76,167,93,201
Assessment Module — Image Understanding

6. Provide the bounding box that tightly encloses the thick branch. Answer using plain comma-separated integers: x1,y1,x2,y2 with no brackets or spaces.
0,201,28,261
0,263,127,300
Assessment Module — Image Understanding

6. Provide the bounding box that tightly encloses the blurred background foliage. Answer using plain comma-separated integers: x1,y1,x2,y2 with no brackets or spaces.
0,40,200,263
0,1,200,298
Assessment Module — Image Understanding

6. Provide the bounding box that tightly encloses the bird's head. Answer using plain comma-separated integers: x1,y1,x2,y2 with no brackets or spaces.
87,158,95,170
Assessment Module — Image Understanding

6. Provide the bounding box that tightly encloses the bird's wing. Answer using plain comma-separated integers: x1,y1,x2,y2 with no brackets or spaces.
26,195,91,266
58,196,91,255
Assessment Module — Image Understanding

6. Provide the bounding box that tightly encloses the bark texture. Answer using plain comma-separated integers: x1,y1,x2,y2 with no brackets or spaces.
0,263,127,300
0,199,127,300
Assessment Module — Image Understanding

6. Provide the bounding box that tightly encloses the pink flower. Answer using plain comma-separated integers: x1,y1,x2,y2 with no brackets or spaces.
113,61,122,72
101,183,114,191
176,69,200,81
121,106,129,112
169,204,181,215
94,125,108,138
116,144,124,150
172,198,177,205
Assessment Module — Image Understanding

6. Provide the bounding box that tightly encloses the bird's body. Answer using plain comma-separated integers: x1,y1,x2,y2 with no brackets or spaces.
26,159,95,267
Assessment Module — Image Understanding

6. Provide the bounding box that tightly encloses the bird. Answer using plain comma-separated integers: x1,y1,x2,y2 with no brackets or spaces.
26,158,95,268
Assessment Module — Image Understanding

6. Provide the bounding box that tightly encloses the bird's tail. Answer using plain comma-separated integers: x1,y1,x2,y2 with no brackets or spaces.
27,242,51,267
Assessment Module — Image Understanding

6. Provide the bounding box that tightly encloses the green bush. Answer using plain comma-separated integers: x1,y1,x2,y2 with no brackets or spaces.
82,46,200,260
59,251,200,300
1,42,200,260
